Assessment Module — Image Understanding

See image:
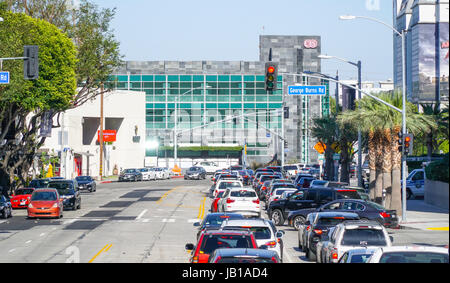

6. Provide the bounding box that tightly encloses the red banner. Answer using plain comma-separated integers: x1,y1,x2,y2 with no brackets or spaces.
98,130,117,142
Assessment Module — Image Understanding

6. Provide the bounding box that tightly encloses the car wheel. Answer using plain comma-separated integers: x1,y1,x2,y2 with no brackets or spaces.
1,209,7,219
8,207,12,218
298,240,302,250
271,209,284,226
406,188,413,200
307,248,316,261
293,216,305,230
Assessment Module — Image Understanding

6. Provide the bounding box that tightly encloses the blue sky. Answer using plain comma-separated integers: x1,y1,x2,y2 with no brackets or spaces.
91,0,394,82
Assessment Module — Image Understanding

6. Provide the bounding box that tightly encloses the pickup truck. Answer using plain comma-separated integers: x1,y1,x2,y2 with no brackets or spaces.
267,187,361,226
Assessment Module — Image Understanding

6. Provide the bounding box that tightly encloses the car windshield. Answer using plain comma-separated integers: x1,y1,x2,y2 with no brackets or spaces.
275,189,296,196
230,190,257,198
48,182,74,195
200,235,253,254
350,253,373,263
124,169,137,173
219,182,241,190
203,214,244,226
75,176,91,181
379,252,449,263
341,229,387,246
283,166,298,170
189,167,200,171
15,189,34,195
216,257,273,263
31,191,57,201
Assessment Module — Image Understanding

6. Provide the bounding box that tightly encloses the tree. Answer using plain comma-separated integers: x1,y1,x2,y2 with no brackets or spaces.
0,10,77,194
311,115,338,181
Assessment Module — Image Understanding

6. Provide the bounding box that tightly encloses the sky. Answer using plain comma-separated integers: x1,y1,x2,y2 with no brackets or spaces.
91,0,395,83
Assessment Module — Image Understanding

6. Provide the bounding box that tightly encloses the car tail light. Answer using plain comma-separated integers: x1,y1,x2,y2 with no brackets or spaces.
214,256,222,263
313,229,323,235
192,256,199,263
332,252,338,259
226,199,235,204
273,198,279,201
253,199,260,204
265,241,277,247
271,256,278,263
380,212,391,218
306,225,311,231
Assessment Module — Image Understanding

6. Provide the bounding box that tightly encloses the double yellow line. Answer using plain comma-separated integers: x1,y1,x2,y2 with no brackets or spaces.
157,186,183,204
197,197,206,220
89,244,112,263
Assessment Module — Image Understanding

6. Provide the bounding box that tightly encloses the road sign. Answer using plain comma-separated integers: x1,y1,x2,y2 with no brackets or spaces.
266,132,271,138
314,142,326,154
333,153,340,161
288,85,326,95
318,154,325,161
0,71,10,84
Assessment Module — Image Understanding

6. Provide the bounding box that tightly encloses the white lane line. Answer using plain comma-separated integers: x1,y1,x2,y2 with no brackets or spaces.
136,209,148,220
188,219,199,223
0,220,7,225
9,248,16,253
162,219,175,223
39,233,46,237
25,240,32,244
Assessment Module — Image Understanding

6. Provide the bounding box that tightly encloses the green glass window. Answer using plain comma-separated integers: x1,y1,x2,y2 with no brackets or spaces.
155,89,166,95
230,96,242,102
244,103,255,109
230,89,242,95
244,82,255,88
142,75,153,81
268,103,283,108
154,103,166,109
193,75,204,82
154,95,165,102
154,82,165,88
130,75,141,82
146,103,154,109
256,96,268,102
117,75,128,82
180,75,191,82
218,103,229,109
206,95,217,102
146,96,154,102
143,82,154,88
192,95,203,102
206,103,217,109
256,103,267,109
269,96,282,102
168,75,178,82
255,82,265,88
206,75,217,82
155,75,166,82
256,75,265,82
180,82,191,88
218,75,229,82
131,82,141,88
230,103,241,109
244,89,255,95
244,75,255,82
169,82,179,88
218,89,229,95
244,96,255,102
117,82,127,89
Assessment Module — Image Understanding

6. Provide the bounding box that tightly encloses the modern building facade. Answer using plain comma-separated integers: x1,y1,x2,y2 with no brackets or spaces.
394,0,449,105
109,35,326,166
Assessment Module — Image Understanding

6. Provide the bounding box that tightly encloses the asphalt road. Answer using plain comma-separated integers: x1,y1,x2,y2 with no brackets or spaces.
0,178,447,263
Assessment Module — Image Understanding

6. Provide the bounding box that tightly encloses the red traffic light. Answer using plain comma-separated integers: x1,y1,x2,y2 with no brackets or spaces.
267,66,275,74
405,136,411,143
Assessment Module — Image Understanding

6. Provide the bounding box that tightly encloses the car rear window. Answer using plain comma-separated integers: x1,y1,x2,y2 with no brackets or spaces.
378,252,449,263
350,254,374,263
317,217,351,226
203,214,244,226
216,257,274,263
283,166,298,170
273,184,296,190
230,190,257,198
223,227,272,240
274,189,296,196
341,229,387,246
200,235,254,254
219,182,241,190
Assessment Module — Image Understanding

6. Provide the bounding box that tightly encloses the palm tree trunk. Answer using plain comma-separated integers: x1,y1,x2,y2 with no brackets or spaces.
382,128,392,208
339,137,350,184
374,130,384,204
325,142,334,181
391,126,403,218
368,130,376,201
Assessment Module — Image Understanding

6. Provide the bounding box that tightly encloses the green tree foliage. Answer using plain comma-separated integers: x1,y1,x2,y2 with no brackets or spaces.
425,154,449,183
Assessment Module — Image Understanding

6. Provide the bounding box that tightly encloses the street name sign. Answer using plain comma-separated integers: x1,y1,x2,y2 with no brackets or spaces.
288,85,326,95
0,71,10,84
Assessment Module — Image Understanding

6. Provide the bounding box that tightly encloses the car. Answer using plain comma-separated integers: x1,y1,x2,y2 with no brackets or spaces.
0,195,12,219
258,180,273,201
47,180,81,210
300,212,360,261
213,179,243,198
185,229,258,263
367,245,449,263
256,175,280,193
229,165,245,171
27,189,63,219
221,218,285,260
287,198,399,229
337,247,378,263
320,220,393,263
218,187,261,218
310,180,329,189
266,186,297,209
185,166,207,180
211,190,226,213
214,173,239,186
295,177,315,189
10,188,35,209
208,248,281,263
239,170,252,185
293,174,314,185
161,167,172,179
75,176,97,192
252,172,273,189
29,178,51,188
268,187,362,226
283,165,299,178
195,161,222,174
138,168,156,181
297,212,317,250
193,212,245,240
119,168,143,182
153,167,169,180
403,169,426,199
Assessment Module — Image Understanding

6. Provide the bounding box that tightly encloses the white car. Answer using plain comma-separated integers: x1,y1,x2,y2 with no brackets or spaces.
218,187,261,218
195,161,222,174
337,247,378,263
367,245,449,263
220,218,285,261
153,167,169,180
138,168,156,181
321,220,392,263
213,179,243,198
283,165,299,178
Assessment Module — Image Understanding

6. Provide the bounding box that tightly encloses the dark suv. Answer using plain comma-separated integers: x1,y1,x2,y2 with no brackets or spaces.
47,180,81,210
185,166,207,180
75,176,96,192
268,187,361,226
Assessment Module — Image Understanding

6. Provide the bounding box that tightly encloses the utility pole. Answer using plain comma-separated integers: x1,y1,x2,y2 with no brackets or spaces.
99,83,104,181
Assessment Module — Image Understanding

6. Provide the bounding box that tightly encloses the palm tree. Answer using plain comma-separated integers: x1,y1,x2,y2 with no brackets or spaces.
420,104,449,158
339,91,435,216
311,115,338,181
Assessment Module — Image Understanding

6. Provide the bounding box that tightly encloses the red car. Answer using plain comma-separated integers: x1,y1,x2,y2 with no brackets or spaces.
185,230,258,263
11,188,35,209
211,190,226,213
27,189,63,219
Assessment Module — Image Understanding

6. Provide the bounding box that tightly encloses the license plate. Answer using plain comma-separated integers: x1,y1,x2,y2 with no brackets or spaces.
20,201,26,205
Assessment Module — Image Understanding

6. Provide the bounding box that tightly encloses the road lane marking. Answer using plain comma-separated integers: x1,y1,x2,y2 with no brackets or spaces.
162,219,175,222
197,197,206,220
89,244,112,263
39,233,46,237
156,186,183,204
9,249,15,253
136,209,148,220
25,240,32,244
427,227,449,231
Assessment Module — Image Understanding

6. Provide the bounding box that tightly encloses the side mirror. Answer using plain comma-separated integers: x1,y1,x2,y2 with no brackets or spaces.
259,245,268,250
276,231,285,238
185,243,194,251
390,236,394,243
193,221,200,227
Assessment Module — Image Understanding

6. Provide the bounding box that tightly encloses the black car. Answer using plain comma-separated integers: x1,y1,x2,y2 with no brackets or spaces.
287,198,398,229
293,174,314,185
301,212,360,261
0,195,12,219
29,178,51,188
296,177,315,189
268,187,362,226
119,169,143,182
47,180,81,210
184,166,207,180
75,176,96,192
193,212,245,240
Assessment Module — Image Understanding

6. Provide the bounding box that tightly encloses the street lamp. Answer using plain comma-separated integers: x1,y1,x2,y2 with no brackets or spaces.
318,54,363,188
174,85,211,168
339,14,408,222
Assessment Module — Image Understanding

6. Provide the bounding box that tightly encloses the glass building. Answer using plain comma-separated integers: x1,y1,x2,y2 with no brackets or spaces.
109,35,327,165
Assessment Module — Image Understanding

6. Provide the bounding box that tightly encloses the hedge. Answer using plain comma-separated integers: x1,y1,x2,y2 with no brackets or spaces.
425,154,449,183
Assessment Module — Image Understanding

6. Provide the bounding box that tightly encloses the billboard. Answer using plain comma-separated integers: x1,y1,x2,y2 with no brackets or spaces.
97,130,117,142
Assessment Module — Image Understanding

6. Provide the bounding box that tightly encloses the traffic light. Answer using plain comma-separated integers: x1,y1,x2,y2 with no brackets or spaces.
265,62,278,91
284,106,289,119
24,45,39,80
398,132,403,152
404,134,413,155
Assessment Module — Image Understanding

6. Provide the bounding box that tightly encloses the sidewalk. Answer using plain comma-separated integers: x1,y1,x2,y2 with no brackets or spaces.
398,199,449,231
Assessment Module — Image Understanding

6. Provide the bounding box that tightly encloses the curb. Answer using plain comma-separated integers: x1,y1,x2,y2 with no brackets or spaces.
100,181,113,184
171,175,184,179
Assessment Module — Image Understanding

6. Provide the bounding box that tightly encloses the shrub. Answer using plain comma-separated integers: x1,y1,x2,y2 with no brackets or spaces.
425,154,449,183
